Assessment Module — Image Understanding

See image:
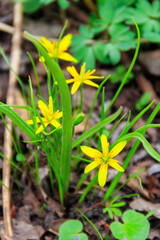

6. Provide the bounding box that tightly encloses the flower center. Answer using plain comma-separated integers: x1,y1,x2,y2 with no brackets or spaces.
46,114,54,122
101,155,110,163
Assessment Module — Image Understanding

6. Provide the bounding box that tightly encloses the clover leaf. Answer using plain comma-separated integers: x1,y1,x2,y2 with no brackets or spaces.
126,0,160,42
59,220,88,240
110,210,150,240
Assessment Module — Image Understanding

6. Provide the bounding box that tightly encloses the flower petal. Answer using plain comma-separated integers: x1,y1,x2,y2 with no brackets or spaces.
38,100,49,118
98,163,108,187
36,122,49,134
66,79,75,84
26,116,42,125
84,159,102,173
59,52,77,63
81,146,102,158
108,159,124,172
100,134,109,156
59,34,72,52
109,141,127,158
71,81,81,95
54,110,63,119
50,119,61,128
83,80,99,88
67,66,79,79
80,62,86,76
48,96,54,115
40,36,53,51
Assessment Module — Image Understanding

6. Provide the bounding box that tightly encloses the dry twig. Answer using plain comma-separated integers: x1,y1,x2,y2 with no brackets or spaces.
2,3,23,239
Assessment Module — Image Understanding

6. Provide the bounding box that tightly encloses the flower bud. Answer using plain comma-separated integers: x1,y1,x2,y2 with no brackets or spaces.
73,112,85,126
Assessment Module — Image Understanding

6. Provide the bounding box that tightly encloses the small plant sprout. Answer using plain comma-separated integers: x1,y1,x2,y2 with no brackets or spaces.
39,34,77,62
26,96,63,134
103,195,126,219
66,62,104,94
81,134,127,187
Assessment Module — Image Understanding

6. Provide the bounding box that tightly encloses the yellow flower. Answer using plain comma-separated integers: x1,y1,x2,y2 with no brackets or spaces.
66,62,104,94
39,34,77,63
81,134,127,187
27,96,63,134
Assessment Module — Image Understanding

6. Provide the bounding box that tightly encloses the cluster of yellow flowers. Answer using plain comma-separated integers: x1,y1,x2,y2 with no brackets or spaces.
27,34,126,187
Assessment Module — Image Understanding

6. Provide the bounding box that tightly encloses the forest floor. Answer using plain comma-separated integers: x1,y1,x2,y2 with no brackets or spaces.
0,1,160,240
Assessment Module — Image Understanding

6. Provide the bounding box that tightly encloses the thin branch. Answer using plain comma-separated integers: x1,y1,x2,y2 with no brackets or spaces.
2,3,23,239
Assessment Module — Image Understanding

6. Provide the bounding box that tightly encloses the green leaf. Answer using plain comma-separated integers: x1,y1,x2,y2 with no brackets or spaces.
111,202,125,207
22,0,42,13
0,103,37,140
107,208,113,219
118,132,160,162
135,92,151,111
79,25,95,39
111,210,150,240
143,32,160,43
25,32,72,195
58,0,70,9
112,6,129,24
109,47,121,64
71,35,88,52
73,46,89,62
93,42,109,64
82,46,95,70
59,220,88,240
72,106,123,149
98,2,114,24
111,208,122,217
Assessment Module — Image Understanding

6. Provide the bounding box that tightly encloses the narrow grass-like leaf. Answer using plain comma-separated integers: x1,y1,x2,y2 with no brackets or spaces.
72,106,123,149
118,132,160,162
84,75,111,131
25,32,72,194
0,103,37,140
77,209,103,240
79,173,98,203
27,52,42,97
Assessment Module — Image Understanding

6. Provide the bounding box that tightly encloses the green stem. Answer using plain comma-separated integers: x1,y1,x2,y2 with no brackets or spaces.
79,85,83,113
104,18,140,116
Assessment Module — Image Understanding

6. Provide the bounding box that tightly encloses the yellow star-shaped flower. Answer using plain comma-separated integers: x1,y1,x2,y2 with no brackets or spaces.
39,34,77,63
81,134,127,187
27,96,63,134
66,62,104,94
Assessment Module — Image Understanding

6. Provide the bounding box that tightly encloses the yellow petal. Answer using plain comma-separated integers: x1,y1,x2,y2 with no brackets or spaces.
109,141,127,158
81,146,102,158
80,62,86,76
59,34,72,52
98,163,108,187
59,52,78,63
26,119,34,125
38,100,49,118
36,122,49,134
67,66,79,79
66,79,75,84
40,37,53,51
71,81,81,95
100,134,109,156
84,159,102,173
83,80,99,88
26,116,42,125
48,96,53,115
54,110,63,119
108,159,124,172
50,119,61,128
